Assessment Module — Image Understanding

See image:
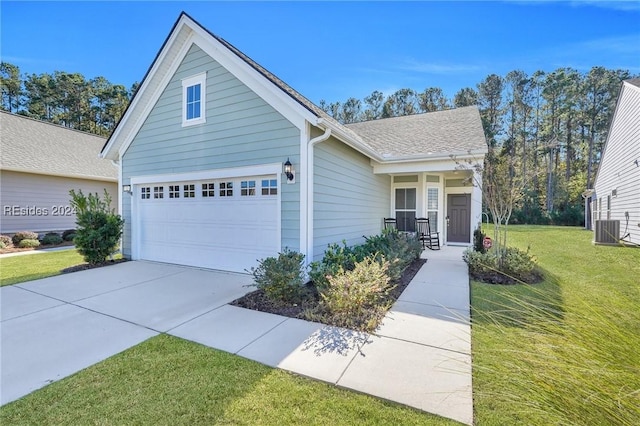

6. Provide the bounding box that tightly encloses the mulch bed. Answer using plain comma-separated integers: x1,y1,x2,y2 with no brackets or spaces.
230,257,427,321
0,241,75,255
61,258,128,274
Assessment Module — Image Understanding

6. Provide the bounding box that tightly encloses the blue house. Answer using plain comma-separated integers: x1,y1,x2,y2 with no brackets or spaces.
101,13,487,273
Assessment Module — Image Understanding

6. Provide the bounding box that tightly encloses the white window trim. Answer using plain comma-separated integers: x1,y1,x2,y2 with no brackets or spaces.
181,72,207,127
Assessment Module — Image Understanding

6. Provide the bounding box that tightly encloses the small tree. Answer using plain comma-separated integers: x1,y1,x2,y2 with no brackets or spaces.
69,189,123,264
453,148,523,269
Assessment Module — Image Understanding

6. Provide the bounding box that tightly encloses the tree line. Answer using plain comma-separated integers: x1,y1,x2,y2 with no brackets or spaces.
0,62,138,136
318,66,635,226
1,61,634,225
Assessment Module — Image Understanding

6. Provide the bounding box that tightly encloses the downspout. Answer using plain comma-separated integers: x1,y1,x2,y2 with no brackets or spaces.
305,127,332,263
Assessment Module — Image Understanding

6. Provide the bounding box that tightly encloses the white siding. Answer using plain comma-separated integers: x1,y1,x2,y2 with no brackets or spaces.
313,136,391,261
0,171,117,234
593,81,640,245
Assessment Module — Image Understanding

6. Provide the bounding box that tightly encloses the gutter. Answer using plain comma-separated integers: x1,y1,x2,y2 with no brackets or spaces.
304,127,332,262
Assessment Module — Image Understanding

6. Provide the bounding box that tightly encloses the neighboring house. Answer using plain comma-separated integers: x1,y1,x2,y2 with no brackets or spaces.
100,12,487,273
1,111,118,234
591,78,640,246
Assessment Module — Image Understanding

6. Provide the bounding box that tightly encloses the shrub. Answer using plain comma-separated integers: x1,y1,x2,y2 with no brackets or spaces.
62,229,76,239
12,231,39,245
464,246,538,284
318,256,394,331
249,248,305,303
309,241,359,291
70,189,124,265
0,235,13,247
309,230,421,289
0,241,5,249
64,233,77,242
40,233,63,245
18,238,40,248
473,228,487,253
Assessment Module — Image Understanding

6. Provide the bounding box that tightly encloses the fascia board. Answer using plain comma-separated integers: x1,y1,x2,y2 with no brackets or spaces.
102,20,194,160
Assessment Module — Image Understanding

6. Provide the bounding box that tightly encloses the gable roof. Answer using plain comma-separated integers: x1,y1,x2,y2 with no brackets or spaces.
346,106,487,160
101,11,486,163
0,111,116,181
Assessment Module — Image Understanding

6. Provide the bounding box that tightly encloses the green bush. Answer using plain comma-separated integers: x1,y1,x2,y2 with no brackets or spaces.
309,230,421,289
64,233,76,242
12,231,39,245
309,241,358,291
62,229,76,239
0,235,13,247
318,256,394,331
40,232,63,245
18,238,40,248
0,241,5,249
70,189,124,265
473,228,487,253
463,246,538,284
249,248,305,303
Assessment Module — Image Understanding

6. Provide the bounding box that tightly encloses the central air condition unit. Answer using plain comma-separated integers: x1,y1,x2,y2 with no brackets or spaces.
594,220,620,244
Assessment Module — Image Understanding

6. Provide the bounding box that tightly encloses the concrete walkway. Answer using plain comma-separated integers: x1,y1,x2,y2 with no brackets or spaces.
1,247,472,425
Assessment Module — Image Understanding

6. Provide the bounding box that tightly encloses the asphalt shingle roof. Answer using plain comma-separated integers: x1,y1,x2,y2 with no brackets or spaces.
345,106,487,159
1,111,117,181
626,78,640,89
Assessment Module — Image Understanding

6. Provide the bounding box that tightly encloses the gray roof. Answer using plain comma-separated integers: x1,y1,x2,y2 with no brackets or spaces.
626,78,640,88
1,111,117,181
345,106,487,159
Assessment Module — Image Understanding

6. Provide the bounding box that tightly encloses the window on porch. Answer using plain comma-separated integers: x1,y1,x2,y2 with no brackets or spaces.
395,188,416,232
427,187,438,231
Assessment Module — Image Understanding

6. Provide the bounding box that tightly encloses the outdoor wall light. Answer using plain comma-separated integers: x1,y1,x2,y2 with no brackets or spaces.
284,158,295,183
122,184,132,194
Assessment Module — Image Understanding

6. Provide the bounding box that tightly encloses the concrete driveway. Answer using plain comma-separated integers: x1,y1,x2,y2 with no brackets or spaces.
0,261,253,405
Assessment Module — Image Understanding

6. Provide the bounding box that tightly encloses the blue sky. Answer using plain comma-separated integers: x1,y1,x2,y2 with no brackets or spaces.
2,1,639,105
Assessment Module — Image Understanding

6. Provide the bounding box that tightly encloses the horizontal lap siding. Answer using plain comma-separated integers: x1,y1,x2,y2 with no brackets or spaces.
594,83,640,244
0,171,117,233
313,137,390,261
121,44,300,257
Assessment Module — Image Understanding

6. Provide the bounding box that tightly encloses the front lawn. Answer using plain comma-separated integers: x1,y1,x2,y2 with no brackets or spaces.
0,334,457,425
0,249,86,286
472,225,640,425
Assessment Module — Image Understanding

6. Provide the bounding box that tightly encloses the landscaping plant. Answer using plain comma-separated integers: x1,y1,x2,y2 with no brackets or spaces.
18,239,40,248
0,235,13,248
11,231,39,246
40,233,63,245
69,189,124,265
249,248,306,303
318,255,394,332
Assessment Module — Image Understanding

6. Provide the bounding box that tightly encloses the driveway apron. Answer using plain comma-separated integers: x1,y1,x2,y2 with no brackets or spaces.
0,261,253,405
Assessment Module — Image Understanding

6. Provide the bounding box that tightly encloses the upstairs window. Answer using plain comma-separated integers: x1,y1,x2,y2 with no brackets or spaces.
182,72,206,126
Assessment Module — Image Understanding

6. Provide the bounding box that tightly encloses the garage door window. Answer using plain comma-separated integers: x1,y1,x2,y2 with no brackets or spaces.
262,179,277,195
202,183,215,197
241,180,256,196
141,187,150,199
153,186,164,199
183,184,195,198
220,182,233,197
169,185,180,198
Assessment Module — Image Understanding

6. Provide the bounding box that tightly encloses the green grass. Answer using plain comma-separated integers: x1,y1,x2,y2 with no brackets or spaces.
0,249,86,286
0,334,457,425
472,225,640,425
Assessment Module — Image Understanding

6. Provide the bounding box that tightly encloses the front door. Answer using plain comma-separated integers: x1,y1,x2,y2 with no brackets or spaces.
447,194,471,243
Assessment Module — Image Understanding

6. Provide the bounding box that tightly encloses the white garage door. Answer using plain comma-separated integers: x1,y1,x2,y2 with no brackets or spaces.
135,175,280,273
